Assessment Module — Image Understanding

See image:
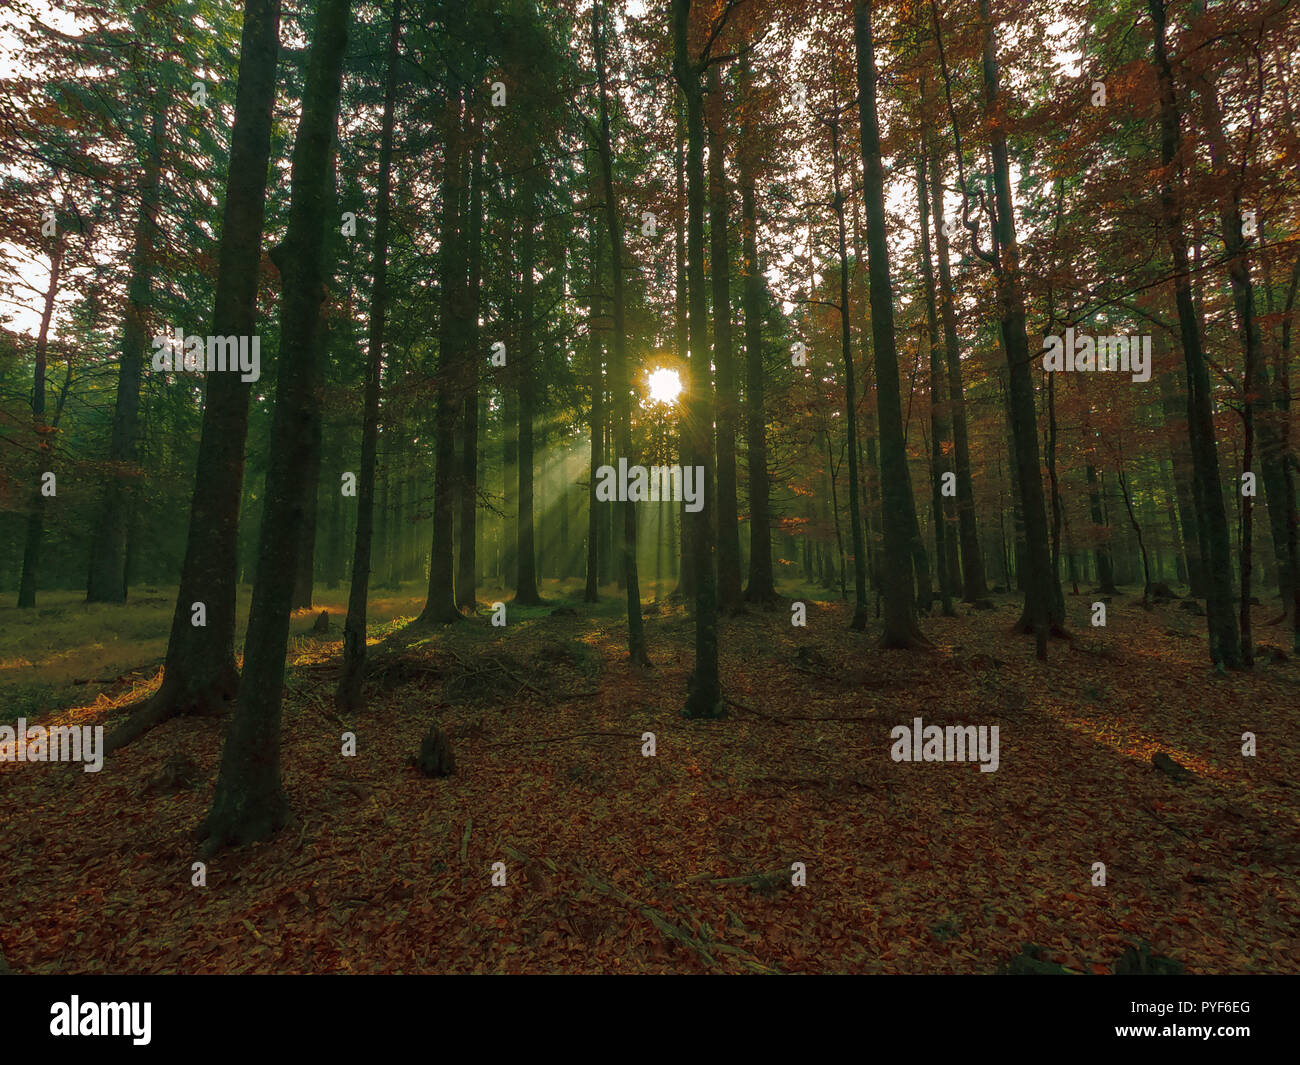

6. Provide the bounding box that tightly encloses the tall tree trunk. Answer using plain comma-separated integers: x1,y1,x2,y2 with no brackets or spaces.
829,109,869,628
199,0,351,849
1147,0,1241,667
594,2,647,661
584,162,605,603
456,111,485,611
1196,68,1294,649
420,80,468,623
916,151,955,617
706,64,743,613
978,0,1061,657
672,96,694,605
337,0,399,711
105,0,283,751
674,0,723,717
926,145,986,601
514,184,543,606
739,49,776,606
854,0,927,647
87,103,166,603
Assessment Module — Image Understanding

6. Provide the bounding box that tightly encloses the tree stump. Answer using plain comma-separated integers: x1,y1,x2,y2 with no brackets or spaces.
415,725,455,777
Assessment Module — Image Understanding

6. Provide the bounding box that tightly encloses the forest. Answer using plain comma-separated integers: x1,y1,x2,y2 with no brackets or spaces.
0,0,1298,976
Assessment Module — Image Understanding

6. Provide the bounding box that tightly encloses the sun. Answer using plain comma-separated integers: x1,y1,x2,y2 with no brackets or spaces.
647,366,682,405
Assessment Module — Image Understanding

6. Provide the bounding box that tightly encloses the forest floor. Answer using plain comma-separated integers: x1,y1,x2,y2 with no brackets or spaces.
2,580,1298,974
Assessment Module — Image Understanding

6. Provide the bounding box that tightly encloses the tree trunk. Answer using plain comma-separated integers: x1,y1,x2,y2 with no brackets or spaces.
829,109,869,628
291,340,324,610
926,144,986,601
420,79,468,623
594,3,647,661
337,0,399,712
978,0,1061,657
584,164,605,603
199,0,350,850
105,0,283,751
1147,0,1241,668
674,0,723,717
513,183,544,606
706,64,743,614
916,151,955,617
456,110,484,612
854,0,927,648
87,102,166,603
738,52,775,606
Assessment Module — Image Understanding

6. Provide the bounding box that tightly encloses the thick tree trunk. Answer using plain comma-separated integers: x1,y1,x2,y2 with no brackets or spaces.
854,0,927,647
105,0,283,751
978,0,1061,657
199,0,350,850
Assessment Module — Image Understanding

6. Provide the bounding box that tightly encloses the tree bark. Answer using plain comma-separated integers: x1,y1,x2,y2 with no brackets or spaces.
456,109,485,612
337,0,400,712
916,152,955,617
105,0,283,751
706,63,743,613
854,0,927,647
738,49,776,606
200,0,350,850
1147,0,1241,667
674,0,724,717
594,2,647,661
978,0,1061,657
420,78,469,623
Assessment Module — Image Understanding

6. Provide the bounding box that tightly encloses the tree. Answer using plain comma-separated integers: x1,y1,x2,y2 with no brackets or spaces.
1147,0,1241,669
200,0,352,850
674,0,724,719
104,0,284,751
854,0,927,648
593,0,648,663
337,0,401,712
